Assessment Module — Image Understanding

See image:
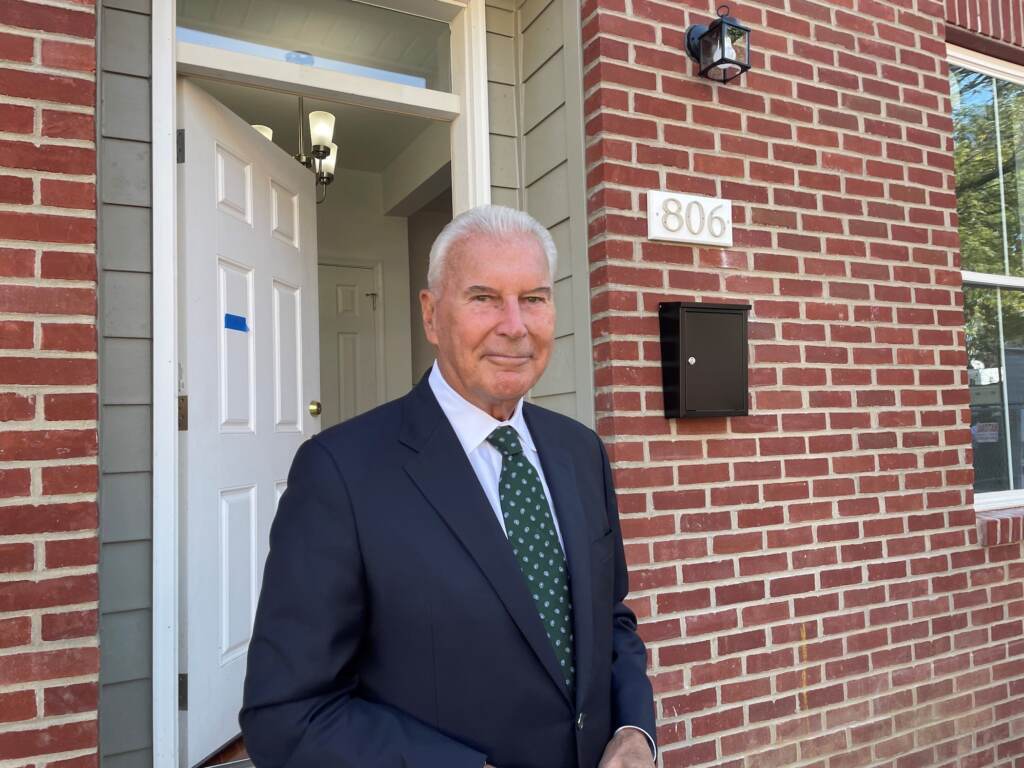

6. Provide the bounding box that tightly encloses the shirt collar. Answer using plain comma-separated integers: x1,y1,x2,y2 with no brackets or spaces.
428,359,535,456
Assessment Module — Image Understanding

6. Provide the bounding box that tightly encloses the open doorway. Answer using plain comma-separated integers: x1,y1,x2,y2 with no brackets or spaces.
159,0,490,762
176,73,455,768
189,76,453,427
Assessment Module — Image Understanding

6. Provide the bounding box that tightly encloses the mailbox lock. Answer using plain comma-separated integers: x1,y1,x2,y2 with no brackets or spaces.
688,356,696,365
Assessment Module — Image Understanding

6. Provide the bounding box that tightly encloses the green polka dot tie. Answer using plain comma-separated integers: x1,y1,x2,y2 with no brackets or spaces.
486,425,575,694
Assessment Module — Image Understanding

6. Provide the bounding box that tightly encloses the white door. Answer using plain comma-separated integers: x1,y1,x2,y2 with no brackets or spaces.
177,78,320,766
318,264,380,427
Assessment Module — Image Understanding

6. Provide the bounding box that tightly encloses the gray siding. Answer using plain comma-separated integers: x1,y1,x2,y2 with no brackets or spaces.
487,0,520,209
487,0,594,423
98,0,155,765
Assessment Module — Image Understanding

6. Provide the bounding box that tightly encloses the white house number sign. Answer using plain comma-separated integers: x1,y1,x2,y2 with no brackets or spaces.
647,190,733,247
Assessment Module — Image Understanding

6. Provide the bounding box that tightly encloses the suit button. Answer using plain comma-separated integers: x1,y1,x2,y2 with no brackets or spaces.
576,712,586,730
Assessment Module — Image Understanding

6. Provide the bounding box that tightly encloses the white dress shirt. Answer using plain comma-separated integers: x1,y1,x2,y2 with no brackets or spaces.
428,360,564,550
428,361,657,760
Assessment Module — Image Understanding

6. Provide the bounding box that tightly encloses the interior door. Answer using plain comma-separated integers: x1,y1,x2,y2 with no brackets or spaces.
177,77,320,766
318,263,380,427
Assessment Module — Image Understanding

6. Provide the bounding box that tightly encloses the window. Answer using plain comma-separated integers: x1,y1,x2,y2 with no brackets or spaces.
177,0,453,91
950,48,1024,506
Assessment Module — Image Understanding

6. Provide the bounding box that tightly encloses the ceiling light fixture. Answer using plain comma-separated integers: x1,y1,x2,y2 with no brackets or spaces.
294,94,337,204
249,92,338,204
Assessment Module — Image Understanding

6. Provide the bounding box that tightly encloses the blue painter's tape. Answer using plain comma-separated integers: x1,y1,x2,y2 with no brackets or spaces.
224,313,249,332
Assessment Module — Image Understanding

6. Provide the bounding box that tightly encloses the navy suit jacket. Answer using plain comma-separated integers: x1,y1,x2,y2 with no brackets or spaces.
239,371,656,768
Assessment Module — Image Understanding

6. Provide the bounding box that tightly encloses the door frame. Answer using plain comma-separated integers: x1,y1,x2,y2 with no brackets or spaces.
151,1,491,764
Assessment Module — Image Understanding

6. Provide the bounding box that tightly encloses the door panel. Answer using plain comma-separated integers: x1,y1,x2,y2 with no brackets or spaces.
177,77,320,766
318,264,380,427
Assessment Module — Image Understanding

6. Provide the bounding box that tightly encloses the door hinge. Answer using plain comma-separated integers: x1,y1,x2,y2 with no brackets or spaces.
178,673,188,710
177,129,185,164
178,395,188,431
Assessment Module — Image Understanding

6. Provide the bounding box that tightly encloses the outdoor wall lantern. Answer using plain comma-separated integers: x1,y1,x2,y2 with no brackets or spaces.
685,5,751,84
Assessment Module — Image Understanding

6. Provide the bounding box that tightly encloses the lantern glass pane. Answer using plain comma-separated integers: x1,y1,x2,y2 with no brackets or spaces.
698,27,724,72
727,23,749,65
701,22,743,82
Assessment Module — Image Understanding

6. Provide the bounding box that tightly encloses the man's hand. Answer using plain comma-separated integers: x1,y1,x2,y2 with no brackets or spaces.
598,728,656,768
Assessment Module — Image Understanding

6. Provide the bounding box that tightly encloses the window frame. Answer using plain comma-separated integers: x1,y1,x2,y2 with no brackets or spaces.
950,45,1024,511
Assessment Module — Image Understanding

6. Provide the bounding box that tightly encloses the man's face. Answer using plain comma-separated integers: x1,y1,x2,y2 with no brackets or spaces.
420,231,555,420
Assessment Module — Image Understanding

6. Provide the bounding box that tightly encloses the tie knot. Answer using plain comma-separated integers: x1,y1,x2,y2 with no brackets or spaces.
486,425,523,457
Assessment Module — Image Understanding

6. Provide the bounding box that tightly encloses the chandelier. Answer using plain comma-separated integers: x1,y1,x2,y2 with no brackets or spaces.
251,94,337,204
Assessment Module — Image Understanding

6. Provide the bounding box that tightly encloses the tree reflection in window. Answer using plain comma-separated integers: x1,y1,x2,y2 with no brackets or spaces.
952,66,1005,275
952,64,1024,493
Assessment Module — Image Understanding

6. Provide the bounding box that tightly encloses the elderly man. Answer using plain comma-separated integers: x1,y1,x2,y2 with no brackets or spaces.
239,204,657,768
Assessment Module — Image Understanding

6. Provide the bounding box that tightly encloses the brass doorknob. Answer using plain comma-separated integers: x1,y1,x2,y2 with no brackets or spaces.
308,400,322,416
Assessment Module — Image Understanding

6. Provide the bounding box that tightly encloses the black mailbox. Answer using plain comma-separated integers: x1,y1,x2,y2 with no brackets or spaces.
659,301,751,418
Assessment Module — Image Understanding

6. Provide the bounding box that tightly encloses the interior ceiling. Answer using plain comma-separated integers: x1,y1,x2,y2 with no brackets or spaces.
177,0,448,86
190,76,438,173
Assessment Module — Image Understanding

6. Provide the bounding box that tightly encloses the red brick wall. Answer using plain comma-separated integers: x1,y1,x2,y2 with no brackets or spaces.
582,0,1024,765
0,1,99,765
946,0,1024,48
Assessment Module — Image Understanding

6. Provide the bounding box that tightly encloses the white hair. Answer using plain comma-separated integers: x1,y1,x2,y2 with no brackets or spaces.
427,204,558,292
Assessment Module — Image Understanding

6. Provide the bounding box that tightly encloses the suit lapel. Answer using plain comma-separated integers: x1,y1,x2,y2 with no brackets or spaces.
400,376,573,705
523,404,595,713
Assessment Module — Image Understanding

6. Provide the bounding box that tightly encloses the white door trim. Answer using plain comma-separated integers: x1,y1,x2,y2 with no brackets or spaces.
150,0,490,765
449,0,491,214
176,42,462,122
151,1,180,765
